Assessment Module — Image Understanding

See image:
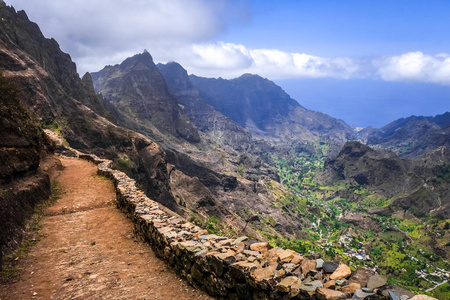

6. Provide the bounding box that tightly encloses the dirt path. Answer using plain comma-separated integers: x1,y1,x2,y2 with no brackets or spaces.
0,157,212,300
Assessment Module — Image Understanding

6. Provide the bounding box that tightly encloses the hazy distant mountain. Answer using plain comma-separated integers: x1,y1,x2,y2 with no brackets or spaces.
359,112,450,157
156,62,252,150
190,74,356,145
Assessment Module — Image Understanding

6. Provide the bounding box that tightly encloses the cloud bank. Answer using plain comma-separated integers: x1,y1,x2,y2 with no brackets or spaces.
6,0,450,85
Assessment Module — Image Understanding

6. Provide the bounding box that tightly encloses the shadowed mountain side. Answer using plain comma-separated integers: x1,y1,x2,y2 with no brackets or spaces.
189,74,355,145
358,112,450,157
91,52,200,144
317,141,450,219
157,62,252,151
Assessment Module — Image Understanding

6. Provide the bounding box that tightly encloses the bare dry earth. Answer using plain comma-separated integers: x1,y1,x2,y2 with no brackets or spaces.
0,157,212,300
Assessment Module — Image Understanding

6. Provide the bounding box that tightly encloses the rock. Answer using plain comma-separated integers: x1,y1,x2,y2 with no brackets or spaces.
316,258,324,269
352,289,375,299
289,282,302,298
291,253,303,265
410,296,438,300
323,261,339,273
233,236,248,245
348,267,376,287
276,276,300,293
324,280,336,289
316,287,348,300
367,274,387,289
338,282,361,293
278,249,297,263
243,250,261,257
305,269,323,281
377,284,415,299
250,242,270,253
335,279,348,286
389,291,400,300
304,280,324,289
250,264,277,282
330,264,352,280
301,259,317,274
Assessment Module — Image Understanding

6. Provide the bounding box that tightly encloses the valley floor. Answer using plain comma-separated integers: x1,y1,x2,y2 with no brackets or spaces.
0,157,211,300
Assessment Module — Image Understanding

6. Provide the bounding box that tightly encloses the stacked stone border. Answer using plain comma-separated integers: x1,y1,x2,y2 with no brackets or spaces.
79,153,435,300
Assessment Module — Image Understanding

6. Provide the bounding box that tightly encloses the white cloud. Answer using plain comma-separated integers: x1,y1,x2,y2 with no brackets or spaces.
5,1,450,85
167,42,361,80
376,52,450,85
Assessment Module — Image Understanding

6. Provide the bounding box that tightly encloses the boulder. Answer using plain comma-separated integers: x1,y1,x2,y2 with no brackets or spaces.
330,264,352,280
301,259,317,274
348,267,376,287
276,276,300,293
323,261,339,273
352,289,375,299
250,242,270,253
278,249,298,263
338,282,361,293
316,258,324,269
410,296,438,300
377,284,415,299
316,287,348,300
367,274,387,289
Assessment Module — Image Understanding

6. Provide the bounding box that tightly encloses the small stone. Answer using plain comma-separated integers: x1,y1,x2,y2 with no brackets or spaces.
330,264,352,280
278,249,297,263
243,250,260,257
338,282,361,293
232,236,248,245
352,289,375,299
409,296,438,300
316,287,347,300
250,242,270,253
301,258,317,274
323,261,339,273
324,280,336,289
250,263,277,281
276,276,300,293
367,274,387,289
348,267,376,287
316,258,324,269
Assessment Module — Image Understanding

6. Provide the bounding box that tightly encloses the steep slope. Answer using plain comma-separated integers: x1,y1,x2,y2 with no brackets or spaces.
190,74,355,145
91,51,200,144
318,141,450,218
0,72,51,266
157,62,252,150
359,112,450,157
0,2,182,221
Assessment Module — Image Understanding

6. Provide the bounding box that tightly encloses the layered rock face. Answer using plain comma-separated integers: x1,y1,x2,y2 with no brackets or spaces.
190,74,355,145
157,62,252,150
318,141,450,218
91,52,200,144
0,72,51,265
359,112,450,157
0,2,180,222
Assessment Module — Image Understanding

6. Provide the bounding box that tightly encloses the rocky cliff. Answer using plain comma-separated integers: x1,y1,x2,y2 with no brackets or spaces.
359,112,450,157
0,72,51,266
190,74,355,145
318,141,450,219
157,62,252,150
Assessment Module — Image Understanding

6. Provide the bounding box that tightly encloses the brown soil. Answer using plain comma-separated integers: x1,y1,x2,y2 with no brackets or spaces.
0,157,213,300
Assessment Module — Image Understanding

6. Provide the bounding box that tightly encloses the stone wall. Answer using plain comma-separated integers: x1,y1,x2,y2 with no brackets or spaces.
80,153,434,300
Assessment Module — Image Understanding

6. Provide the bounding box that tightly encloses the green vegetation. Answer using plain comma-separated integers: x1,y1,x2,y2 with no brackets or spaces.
258,140,450,294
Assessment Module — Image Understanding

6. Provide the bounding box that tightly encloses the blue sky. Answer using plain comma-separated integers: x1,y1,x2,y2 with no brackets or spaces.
6,0,450,127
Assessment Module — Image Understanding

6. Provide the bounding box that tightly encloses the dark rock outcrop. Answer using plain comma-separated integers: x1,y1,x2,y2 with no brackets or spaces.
190,74,355,145
359,112,450,157
91,52,201,144
0,72,51,266
157,62,252,150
